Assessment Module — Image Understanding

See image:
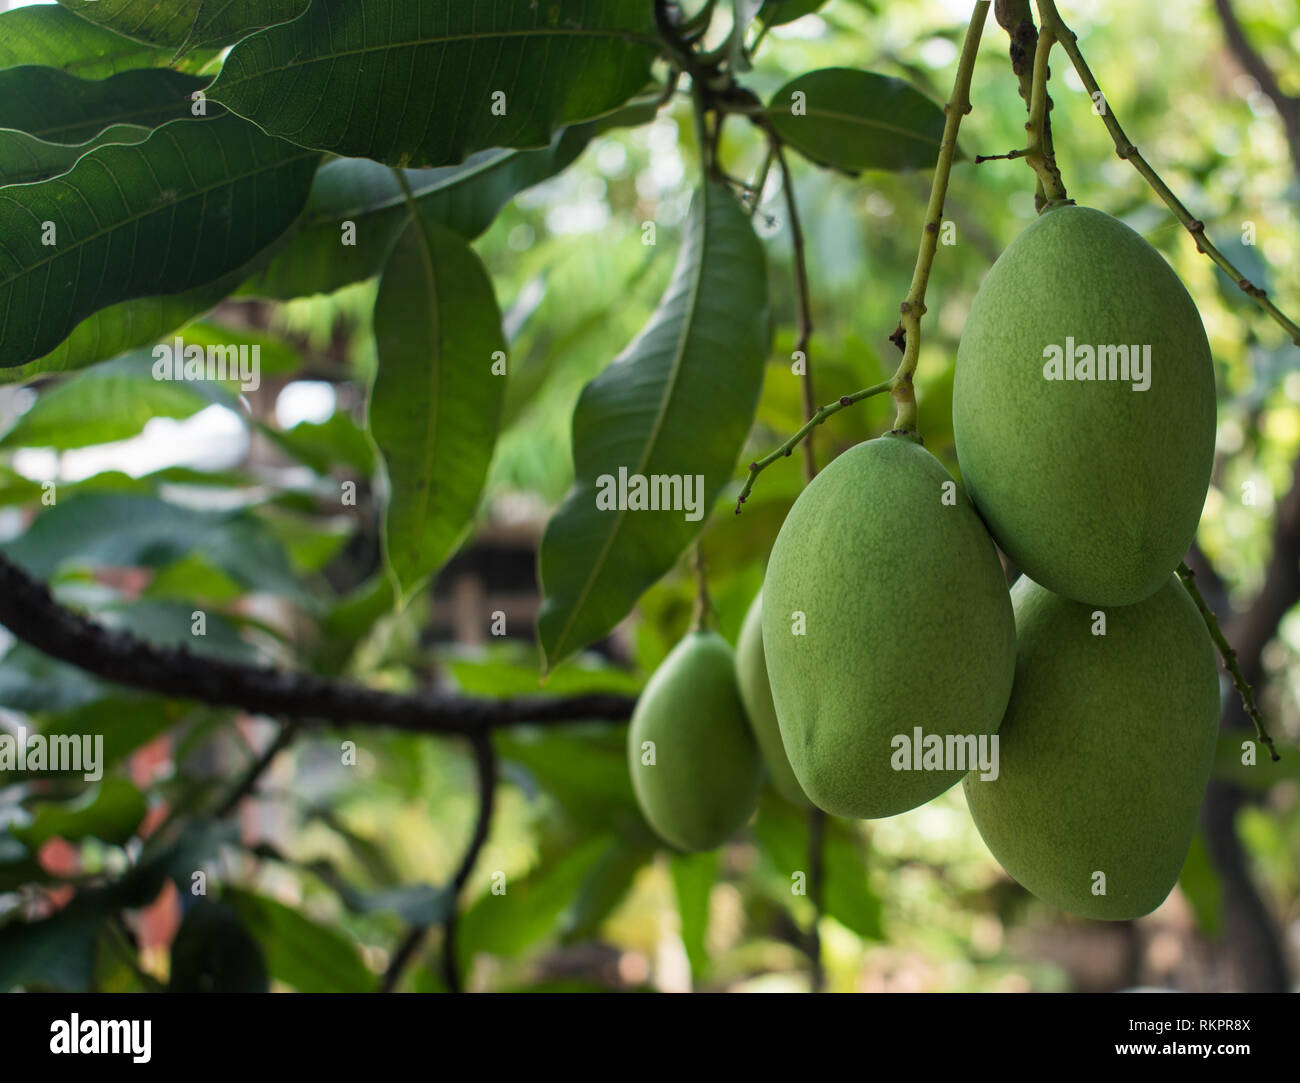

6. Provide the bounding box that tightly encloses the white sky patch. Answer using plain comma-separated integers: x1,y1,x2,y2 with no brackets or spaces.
10,405,247,482
275,380,336,428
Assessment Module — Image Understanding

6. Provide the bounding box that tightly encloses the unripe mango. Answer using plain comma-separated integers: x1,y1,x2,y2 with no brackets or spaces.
964,575,1219,920
953,205,1216,606
762,435,1016,818
628,631,763,851
736,592,810,806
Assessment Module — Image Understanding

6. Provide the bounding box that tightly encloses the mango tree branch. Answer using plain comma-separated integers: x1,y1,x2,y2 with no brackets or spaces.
1177,562,1279,761
1035,0,1300,347
1023,19,1068,204
889,0,991,433
0,551,636,735
734,381,893,512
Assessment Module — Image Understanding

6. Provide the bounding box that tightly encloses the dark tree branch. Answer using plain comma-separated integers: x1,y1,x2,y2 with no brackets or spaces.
380,733,497,994
1213,0,1300,177
0,552,635,735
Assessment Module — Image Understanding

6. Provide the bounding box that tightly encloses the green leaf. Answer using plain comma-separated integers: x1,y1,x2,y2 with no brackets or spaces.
671,851,717,980
168,901,269,992
0,247,288,385
56,0,310,54
224,887,372,992
0,4,174,78
456,836,612,963
241,126,593,300
371,215,507,599
0,66,205,143
0,354,211,451
1177,830,1222,939
537,182,770,670
1,493,306,601
0,124,150,186
759,0,832,26
16,779,148,849
565,843,652,940
269,412,375,476
0,905,100,991
40,696,177,772
0,113,320,366
496,729,643,831
766,68,948,173
210,0,660,167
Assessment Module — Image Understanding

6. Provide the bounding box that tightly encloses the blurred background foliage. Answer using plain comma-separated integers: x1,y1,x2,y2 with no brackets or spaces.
0,0,1297,992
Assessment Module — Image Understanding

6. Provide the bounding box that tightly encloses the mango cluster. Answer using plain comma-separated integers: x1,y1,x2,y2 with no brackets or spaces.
628,205,1222,921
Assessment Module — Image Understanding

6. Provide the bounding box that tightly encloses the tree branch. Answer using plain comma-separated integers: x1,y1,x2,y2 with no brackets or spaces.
0,552,635,735
1212,0,1300,177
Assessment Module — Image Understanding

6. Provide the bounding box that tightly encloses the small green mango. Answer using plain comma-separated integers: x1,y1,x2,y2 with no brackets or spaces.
736,591,810,806
628,631,763,851
953,205,1216,606
762,435,1016,818
964,575,1219,920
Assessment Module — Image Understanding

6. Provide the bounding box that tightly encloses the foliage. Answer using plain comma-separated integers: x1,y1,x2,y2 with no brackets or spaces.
0,0,1295,994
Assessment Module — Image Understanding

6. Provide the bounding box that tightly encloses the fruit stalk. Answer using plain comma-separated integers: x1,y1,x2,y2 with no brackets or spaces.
1035,0,1300,346
1023,19,1068,204
889,0,991,433
1177,562,1280,762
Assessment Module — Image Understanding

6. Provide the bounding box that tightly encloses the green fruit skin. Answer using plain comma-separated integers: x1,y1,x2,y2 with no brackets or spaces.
964,575,1219,920
737,591,811,806
628,631,763,851
953,205,1216,606
762,436,1016,819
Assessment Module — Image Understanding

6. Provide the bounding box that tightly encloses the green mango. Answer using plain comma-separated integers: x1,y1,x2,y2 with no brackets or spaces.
628,631,763,851
736,591,810,806
964,575,1219,920
953,205,1216,606
762,435,1016,818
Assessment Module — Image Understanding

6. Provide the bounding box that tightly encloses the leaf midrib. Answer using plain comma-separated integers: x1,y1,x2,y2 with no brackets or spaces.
215,27,660,90
547,185,715,663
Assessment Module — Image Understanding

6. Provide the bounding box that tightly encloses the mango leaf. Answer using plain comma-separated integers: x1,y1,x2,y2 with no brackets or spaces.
224,888,372,993
565,843,652,940
1,492,306,601
40,696,178,772
766,68,949,174
759,0,832,26
0,114,320,366
0,124,150,186
57,0,310,55
0,354,211,450
210,0,660,167
671,851,717,980
241,126,593,300
497,729,643,831
168,901,269,992
0,904,101,991
0,4,174,78
1177,830,1222,938
537,182,770,671
455,836,612,965
0,240,294,384
371,215,507,600
16,779,148,849
0,66,205,144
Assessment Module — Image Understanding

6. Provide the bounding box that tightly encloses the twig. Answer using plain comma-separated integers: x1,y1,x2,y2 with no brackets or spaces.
766,137,818,482
734,381,893,512
1177,562,1279,762
380,733,498,993
1035,0,1300,347
806,806,826,992
0,551,635,735
1023,16,1067,204
214,720,302,818
690,543,712,632
888,0,991,433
